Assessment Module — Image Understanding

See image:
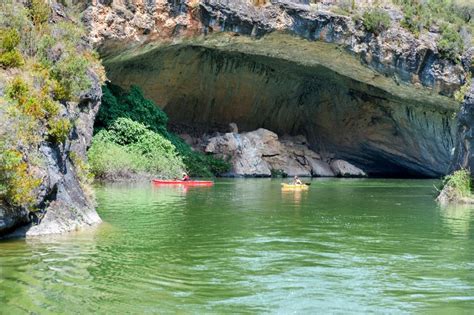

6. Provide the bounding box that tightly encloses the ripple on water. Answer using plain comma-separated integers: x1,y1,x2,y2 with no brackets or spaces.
1,179,474,313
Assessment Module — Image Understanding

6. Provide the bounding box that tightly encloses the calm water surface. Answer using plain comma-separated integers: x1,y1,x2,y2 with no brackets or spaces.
1,179,474,313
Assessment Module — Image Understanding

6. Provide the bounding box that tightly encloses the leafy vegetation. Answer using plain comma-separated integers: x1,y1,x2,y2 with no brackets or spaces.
95,84,168,134
362,8,391,34
0,0,104,208
94,84,230,178
392,0,473,60
0,28,24,68
454,73,472,103
443,169,471,199
89,118,185,180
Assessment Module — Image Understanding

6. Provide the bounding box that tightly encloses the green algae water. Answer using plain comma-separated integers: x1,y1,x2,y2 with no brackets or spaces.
1,179,474,313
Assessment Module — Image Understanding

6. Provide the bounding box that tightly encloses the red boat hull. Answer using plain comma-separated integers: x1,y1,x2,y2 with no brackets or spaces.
152,179,214,186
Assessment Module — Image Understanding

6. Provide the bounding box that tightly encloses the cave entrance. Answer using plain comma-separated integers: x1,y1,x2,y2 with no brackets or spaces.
103,37,456,178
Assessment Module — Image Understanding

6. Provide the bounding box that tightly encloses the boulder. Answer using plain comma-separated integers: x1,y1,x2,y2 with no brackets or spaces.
307,158,335,177
206,131,273,176
330,159,367,177
206,128,339,177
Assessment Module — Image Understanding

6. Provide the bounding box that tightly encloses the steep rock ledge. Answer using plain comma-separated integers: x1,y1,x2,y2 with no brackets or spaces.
0,2,103,238
83,0,467,177
450,81,474,173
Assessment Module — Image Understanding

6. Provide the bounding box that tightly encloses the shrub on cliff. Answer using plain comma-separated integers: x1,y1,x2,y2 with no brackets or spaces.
438,24,464,61
362,8,391,34
95,84,231,177
0,28,24,68
0,0,104,209
437,169,472,204
393,0,472,60
89,118,185,180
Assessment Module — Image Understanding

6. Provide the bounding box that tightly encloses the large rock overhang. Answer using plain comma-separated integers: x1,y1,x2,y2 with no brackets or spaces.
103,32,458,177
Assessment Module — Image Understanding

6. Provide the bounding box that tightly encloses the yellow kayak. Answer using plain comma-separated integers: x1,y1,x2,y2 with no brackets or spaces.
281,183,309,190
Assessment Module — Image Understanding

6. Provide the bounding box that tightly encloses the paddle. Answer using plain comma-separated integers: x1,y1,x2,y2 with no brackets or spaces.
305,183,311,186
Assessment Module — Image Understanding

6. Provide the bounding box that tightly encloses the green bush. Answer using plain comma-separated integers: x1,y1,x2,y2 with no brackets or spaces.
438,24,464,61
47,117,71,143
363,9,391,34
0,50,24,68
96,84,231,176
51,55,91,101
0,29,24,68
442,169,471,197
1,28,21,51
454,73,472,103
88,140,146,179
393,0,472,59
28,0,50,26
96,84,168,134
89,118,185,179
0,147,41,207
6,77,29,101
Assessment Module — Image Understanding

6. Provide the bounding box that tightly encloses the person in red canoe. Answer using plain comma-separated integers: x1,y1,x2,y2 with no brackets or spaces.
181,172,190,181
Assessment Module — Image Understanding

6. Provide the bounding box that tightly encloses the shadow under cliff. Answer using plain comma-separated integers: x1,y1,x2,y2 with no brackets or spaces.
103,33,458,178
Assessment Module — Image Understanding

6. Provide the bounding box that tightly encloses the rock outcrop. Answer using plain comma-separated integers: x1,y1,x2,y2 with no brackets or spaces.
205,128,366,177
0,79,103,238
450,80,474,173
0,2,103,238
83,0,469,178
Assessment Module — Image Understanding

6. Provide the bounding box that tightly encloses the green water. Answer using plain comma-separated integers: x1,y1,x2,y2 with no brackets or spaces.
1,179,474,313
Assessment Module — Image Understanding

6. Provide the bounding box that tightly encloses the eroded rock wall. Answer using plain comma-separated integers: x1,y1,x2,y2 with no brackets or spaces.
83,0,468,177
105,39,457,177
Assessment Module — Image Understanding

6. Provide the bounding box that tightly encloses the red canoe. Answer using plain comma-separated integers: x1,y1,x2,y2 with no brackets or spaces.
152,179,214,186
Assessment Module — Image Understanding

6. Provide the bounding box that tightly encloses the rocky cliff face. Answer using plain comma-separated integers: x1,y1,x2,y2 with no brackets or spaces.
0,80,102,238
0,2,103,237
83,0,470,177
451,82,474,173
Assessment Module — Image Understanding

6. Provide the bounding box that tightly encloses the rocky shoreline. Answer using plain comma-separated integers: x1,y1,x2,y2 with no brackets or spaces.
181,125,367,178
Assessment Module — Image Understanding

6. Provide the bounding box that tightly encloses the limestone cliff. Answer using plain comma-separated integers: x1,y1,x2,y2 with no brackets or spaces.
0,1,103,237
83,0,470,178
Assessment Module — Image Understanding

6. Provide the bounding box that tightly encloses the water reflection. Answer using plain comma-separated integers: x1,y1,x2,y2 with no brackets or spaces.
439,203,474,237
281,190,308,205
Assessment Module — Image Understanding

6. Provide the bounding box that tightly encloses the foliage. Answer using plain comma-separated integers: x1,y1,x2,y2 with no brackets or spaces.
167,133,230,177
96,84,231,177
0,148,41,207
332,0,356,16
438,24,464,61
442,169,471,198
96,84,168,134
28,0,50,26
363,8,391,34
0,50,24,68
454,73,472,103
69,151,93,185
392,0,473,60
0,28,24,68
47,117,71,143
271,169,288,178
89,118,185,179
88,140,148,179
0,0,105,209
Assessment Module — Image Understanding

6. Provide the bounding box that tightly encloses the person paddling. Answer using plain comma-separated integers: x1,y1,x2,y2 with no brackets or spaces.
292,175,302,185
181,172,190,181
